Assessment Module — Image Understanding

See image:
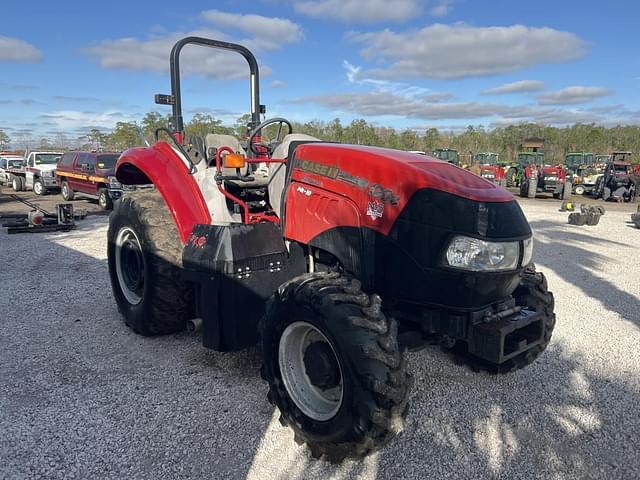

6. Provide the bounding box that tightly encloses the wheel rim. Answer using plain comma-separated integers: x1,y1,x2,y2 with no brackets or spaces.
575,186,585,195
278,321,344,421
62,184,69,198
34,181,42,194
99,193,107,207
12,179,18,190
114,227,145,305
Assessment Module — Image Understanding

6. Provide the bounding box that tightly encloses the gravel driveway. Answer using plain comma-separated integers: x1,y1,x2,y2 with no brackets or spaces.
1,200,639,479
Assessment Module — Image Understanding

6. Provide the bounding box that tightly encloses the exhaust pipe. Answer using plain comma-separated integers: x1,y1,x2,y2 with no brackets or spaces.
186,318,203,333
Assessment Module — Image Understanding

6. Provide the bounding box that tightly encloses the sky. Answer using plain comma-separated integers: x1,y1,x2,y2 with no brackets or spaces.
0,0,639,145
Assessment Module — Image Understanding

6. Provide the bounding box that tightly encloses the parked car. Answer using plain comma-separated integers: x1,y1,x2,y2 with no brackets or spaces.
5,151,63,194
55,151,124,209
0,154,24,186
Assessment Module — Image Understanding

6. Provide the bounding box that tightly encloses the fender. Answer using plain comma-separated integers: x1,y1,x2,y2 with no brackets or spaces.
116,142,211,243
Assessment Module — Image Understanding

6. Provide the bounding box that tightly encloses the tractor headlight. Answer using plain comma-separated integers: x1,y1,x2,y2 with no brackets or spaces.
108,176,122,189
522,236,533,266
445,236,519,271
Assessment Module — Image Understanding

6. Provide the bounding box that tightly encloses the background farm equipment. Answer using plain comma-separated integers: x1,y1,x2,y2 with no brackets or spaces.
473,152,506,185
592,158,637,202
431,148,460,166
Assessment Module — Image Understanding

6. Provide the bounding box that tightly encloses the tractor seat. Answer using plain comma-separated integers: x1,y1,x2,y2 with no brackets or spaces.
268,133,321,218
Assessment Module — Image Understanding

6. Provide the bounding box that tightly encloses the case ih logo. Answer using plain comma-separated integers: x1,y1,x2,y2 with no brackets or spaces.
189,234,208,248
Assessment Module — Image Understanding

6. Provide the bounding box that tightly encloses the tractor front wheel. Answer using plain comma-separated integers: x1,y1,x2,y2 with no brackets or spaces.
260,272,411,462
107,190,193,335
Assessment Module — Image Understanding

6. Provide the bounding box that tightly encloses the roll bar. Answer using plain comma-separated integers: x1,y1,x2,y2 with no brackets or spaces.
166,37,262,137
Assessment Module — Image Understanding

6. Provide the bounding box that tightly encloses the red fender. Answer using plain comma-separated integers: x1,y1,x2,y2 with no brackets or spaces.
116,142,211,243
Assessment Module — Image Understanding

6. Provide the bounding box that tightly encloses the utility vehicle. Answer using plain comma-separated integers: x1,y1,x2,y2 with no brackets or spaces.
107,37,556,461
7,151,63,194
564,153,595,195
55,151,124,209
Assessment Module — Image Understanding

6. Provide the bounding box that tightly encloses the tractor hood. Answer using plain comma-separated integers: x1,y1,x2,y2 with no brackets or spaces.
289,142,523,240
542,166,562,176
288,143,530,309
292,143,512,204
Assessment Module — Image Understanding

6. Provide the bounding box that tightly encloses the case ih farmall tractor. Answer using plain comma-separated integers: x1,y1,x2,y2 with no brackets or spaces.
474,152,505,185
107,37,556,461
517,142,571,200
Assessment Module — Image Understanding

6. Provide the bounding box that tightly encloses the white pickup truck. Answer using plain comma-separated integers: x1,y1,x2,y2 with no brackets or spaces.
6,151,63,195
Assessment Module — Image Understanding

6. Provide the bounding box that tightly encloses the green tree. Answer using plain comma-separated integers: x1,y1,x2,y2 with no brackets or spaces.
83,128,106,150
141,111,171,141
105,122,141,151
0,129,10,149
185,113,233,139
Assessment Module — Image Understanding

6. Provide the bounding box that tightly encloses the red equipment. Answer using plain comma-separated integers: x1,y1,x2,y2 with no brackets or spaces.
107,37,556,462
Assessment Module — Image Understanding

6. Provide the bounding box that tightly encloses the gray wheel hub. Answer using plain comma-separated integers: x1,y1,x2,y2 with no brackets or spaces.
278,321,344,421
114,227,145,305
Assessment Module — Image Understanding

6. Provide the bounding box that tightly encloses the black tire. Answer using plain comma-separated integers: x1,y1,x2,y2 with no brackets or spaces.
593,177,604,199
519,181,528,198
574,185,585,196
107,190,193,335
505,168,517,187
568,212,587,226
12,176,24,192
98,187,113,210
586,212,601,226
527,176,537,199
33,178,46,195
61,180,74,201
260,272,411,462
445,265,555,374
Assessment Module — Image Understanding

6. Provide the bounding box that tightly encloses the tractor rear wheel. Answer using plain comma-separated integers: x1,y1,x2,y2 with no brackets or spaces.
107,190,193,335
445,264,555,374
260,272,411,462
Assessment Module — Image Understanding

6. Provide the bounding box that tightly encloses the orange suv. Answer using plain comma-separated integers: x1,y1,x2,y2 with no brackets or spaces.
55,151,123,209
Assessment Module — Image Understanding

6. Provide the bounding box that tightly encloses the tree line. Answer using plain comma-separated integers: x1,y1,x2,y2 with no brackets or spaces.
2,113,640,163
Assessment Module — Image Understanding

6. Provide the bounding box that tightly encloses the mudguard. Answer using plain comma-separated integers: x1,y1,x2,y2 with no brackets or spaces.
116,142,211,243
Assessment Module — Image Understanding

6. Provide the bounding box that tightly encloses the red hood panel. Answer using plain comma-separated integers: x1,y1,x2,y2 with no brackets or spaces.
296,143,513,203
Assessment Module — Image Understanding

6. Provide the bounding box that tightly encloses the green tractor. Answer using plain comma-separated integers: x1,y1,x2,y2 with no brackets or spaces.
504,152,545,187
432,148,459,166
565,152,596,195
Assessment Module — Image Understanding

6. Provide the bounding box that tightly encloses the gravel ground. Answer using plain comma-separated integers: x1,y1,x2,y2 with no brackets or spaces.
1,198,639,479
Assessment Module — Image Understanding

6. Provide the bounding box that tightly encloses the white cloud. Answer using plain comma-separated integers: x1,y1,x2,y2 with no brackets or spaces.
294,0,422,22
40,110,137,131
0,35,42,62
430,0,452,17
348,24,587,79
481,80,545,95
537,86,610,105
85,11,302,79
201,10,302,48
292,91,519,119
270,80,287,88
292,90,623,126
343,60,451,100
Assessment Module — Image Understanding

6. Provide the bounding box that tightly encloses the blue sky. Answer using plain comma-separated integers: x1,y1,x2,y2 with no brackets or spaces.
1,0,638,145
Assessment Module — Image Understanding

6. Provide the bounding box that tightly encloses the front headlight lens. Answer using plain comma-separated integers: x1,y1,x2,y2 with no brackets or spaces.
108,176,122,189
522,236,533,266
445,236,519,271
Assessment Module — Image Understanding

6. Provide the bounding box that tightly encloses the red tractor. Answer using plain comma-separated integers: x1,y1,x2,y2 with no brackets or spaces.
107,37,556,461
519,159,571,200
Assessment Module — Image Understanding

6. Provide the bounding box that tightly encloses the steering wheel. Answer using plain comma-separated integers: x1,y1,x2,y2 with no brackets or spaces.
247,117,293,156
